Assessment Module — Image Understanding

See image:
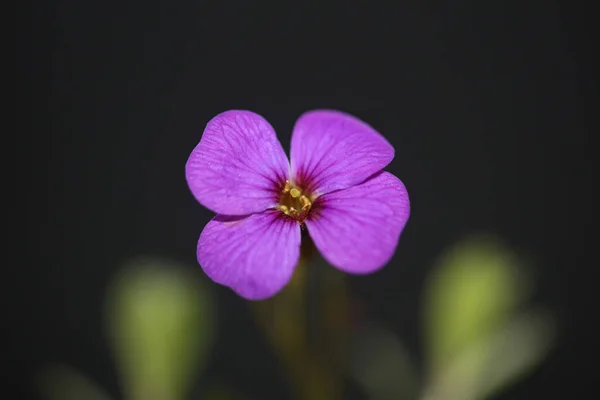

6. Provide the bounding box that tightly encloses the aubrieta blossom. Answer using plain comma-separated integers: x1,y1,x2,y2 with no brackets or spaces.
186,110,410,300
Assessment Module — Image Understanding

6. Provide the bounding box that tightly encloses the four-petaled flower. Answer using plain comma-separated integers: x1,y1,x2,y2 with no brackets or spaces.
186,110,410,300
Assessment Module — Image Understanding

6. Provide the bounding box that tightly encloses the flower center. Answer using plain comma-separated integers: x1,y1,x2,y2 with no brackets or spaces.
277,180,313,223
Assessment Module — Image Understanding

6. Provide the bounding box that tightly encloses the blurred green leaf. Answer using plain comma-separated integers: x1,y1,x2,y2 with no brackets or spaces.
473,310,554,399
105,256,216,400
35,363,113,400
423,235,528,373
350,323,418,400
421,310,554,400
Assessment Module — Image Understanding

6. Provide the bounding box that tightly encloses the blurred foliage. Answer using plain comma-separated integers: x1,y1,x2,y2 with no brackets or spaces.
348,234,555,400
36,256,217,400
420,235,554,400
34,234,555,400
421,310,554,400
350,323,418,400
35,363,113,400
422,235,529,374
105,256,216,400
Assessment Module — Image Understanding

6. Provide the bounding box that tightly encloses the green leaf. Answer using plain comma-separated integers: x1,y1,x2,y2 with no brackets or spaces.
422,235,528,373
350,323,418,400
105,256,216,400
34,364,113,400
421,310,554,400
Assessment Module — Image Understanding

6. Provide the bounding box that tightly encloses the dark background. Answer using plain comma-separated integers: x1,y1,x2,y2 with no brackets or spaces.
17,0,590,399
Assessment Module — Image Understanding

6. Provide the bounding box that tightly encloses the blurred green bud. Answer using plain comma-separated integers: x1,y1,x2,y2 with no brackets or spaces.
105,256,216,400
423,234,528,373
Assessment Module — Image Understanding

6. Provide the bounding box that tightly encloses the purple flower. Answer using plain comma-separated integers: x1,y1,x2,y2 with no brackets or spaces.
186,110,410,300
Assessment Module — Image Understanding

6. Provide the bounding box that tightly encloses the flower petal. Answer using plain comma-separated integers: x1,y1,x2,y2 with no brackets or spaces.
186,110,290,215
290,110,394,195
305,172,410,274
197,211,301,300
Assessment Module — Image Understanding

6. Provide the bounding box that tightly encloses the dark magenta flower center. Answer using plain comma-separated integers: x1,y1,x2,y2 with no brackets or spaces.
277,180,314,223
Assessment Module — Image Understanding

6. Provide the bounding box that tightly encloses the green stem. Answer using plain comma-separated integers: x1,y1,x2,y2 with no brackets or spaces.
302,232,321,352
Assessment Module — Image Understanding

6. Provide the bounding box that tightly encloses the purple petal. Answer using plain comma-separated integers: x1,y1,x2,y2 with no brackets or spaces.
306,172,410,274
186,110,290,215
290,110,394,196
197,211,301,300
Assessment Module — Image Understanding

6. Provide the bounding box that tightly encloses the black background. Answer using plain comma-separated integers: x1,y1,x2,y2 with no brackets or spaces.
16,0,591,399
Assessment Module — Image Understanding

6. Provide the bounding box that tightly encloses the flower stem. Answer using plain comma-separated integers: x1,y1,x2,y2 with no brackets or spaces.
251,228,347,400
302,232,320,352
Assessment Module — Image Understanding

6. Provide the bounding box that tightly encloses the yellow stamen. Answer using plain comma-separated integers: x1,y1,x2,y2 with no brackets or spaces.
277,183,314,223
299,195,311,210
